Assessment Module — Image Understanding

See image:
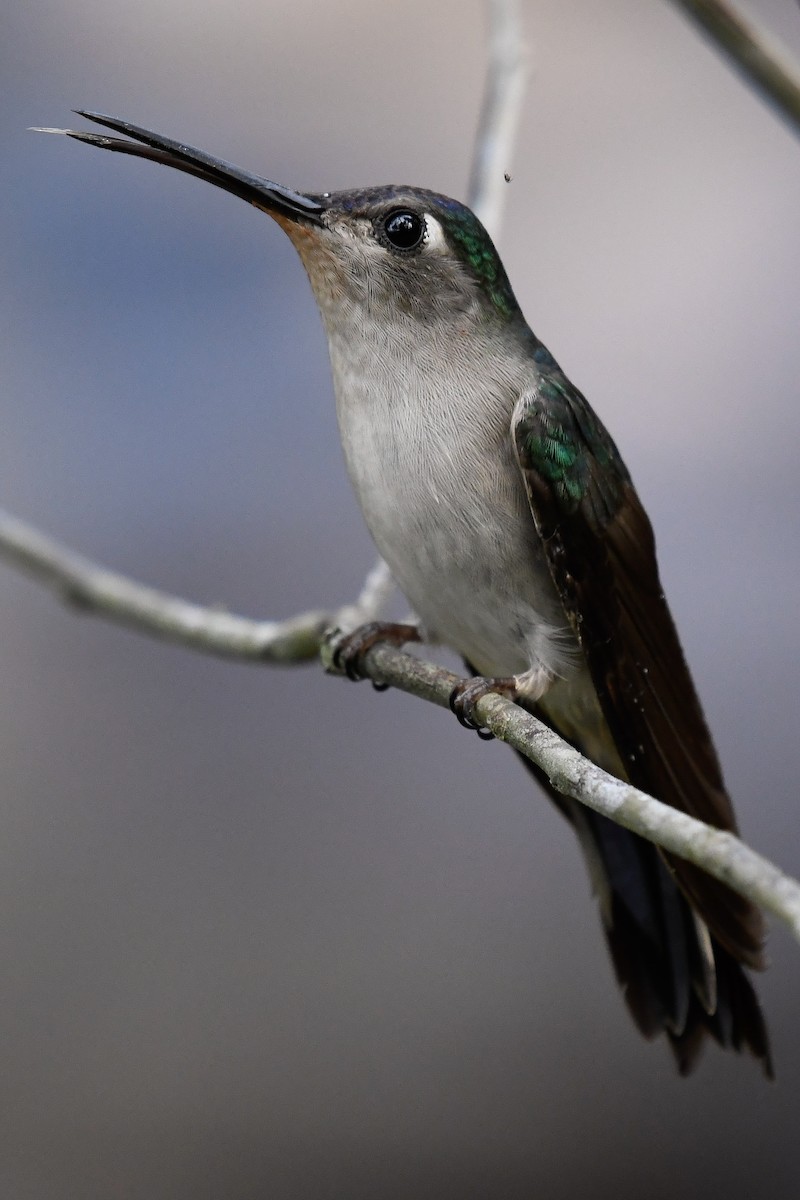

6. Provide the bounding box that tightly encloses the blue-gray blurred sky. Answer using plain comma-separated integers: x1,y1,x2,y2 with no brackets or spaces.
2,1,799,1196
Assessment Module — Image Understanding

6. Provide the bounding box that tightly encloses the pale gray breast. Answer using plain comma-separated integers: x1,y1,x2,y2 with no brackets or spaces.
326,320,571,678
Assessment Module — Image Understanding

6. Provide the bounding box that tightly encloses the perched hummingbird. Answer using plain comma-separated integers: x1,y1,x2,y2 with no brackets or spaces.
39,112,771,1075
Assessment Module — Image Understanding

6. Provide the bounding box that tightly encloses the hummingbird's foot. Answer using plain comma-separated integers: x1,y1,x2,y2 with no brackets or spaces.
449,676,519,740
331,621,421,684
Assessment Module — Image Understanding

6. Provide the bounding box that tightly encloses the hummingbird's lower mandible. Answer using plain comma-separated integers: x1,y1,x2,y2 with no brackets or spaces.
39,112,771,1076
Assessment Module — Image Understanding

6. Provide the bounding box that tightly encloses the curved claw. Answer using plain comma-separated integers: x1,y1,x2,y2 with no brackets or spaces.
332,621,420,684
448,685,481,729
449,675,519,740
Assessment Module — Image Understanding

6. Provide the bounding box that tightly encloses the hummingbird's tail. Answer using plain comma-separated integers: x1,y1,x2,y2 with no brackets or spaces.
516,751,773,1077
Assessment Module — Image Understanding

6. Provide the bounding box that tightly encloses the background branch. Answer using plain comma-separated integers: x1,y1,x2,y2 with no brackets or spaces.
468,0,528,235
666,0,800,138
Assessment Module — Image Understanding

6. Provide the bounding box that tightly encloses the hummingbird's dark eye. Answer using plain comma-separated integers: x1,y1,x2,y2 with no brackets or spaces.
381,209,426,252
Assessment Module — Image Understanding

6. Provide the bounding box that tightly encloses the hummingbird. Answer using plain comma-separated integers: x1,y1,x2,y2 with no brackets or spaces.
38,112,771,1076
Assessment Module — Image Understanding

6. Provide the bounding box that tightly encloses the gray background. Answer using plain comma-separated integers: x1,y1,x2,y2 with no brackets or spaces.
2,1,799,1196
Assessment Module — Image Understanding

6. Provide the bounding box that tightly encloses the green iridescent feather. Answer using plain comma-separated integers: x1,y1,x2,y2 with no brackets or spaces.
517,372,628,519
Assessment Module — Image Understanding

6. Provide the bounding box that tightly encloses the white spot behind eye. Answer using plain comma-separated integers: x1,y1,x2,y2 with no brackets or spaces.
423,213,447,252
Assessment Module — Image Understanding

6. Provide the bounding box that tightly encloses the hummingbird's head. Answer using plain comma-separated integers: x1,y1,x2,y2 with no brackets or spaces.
276,184,520,327
36,113,521,329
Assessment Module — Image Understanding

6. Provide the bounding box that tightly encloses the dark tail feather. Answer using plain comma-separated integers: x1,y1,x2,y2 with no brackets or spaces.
515,751,772,1077
665,950,773,1077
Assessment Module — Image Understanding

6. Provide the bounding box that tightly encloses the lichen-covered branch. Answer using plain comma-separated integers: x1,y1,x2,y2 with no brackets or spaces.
667,0,800,138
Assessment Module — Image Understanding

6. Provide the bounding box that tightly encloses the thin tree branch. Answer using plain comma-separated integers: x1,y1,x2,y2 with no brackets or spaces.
468,0,528,235
0,510,328,663
321,637,800,945
335,556,396,633
666,0,800,138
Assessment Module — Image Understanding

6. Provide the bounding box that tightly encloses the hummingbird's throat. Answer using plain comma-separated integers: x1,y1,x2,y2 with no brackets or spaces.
274,214,344,306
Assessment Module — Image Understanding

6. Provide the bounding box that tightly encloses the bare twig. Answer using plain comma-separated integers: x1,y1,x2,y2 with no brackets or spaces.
322,637,800,944
334,557,396,633
468,0,528,235
0,510,328,662
667,0,800,138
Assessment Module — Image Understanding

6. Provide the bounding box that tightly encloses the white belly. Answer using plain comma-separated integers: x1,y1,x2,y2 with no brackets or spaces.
330,340,574,681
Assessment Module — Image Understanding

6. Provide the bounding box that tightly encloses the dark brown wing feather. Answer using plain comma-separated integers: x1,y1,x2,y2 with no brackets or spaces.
512,368,766,968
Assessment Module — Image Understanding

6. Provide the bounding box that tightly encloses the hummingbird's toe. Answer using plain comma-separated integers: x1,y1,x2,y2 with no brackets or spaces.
330,621,421,683
448,676,520,739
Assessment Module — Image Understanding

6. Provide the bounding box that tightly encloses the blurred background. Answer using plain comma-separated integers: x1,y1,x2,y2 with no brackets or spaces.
2,1,799,1196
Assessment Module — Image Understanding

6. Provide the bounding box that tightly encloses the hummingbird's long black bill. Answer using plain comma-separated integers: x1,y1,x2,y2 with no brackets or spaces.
31,111,326,225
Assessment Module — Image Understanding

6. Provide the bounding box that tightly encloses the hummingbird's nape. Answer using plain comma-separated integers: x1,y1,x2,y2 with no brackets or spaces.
41,112,772,1078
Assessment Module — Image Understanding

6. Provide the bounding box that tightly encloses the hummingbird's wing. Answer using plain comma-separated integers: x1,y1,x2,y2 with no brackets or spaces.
511,368,765,970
